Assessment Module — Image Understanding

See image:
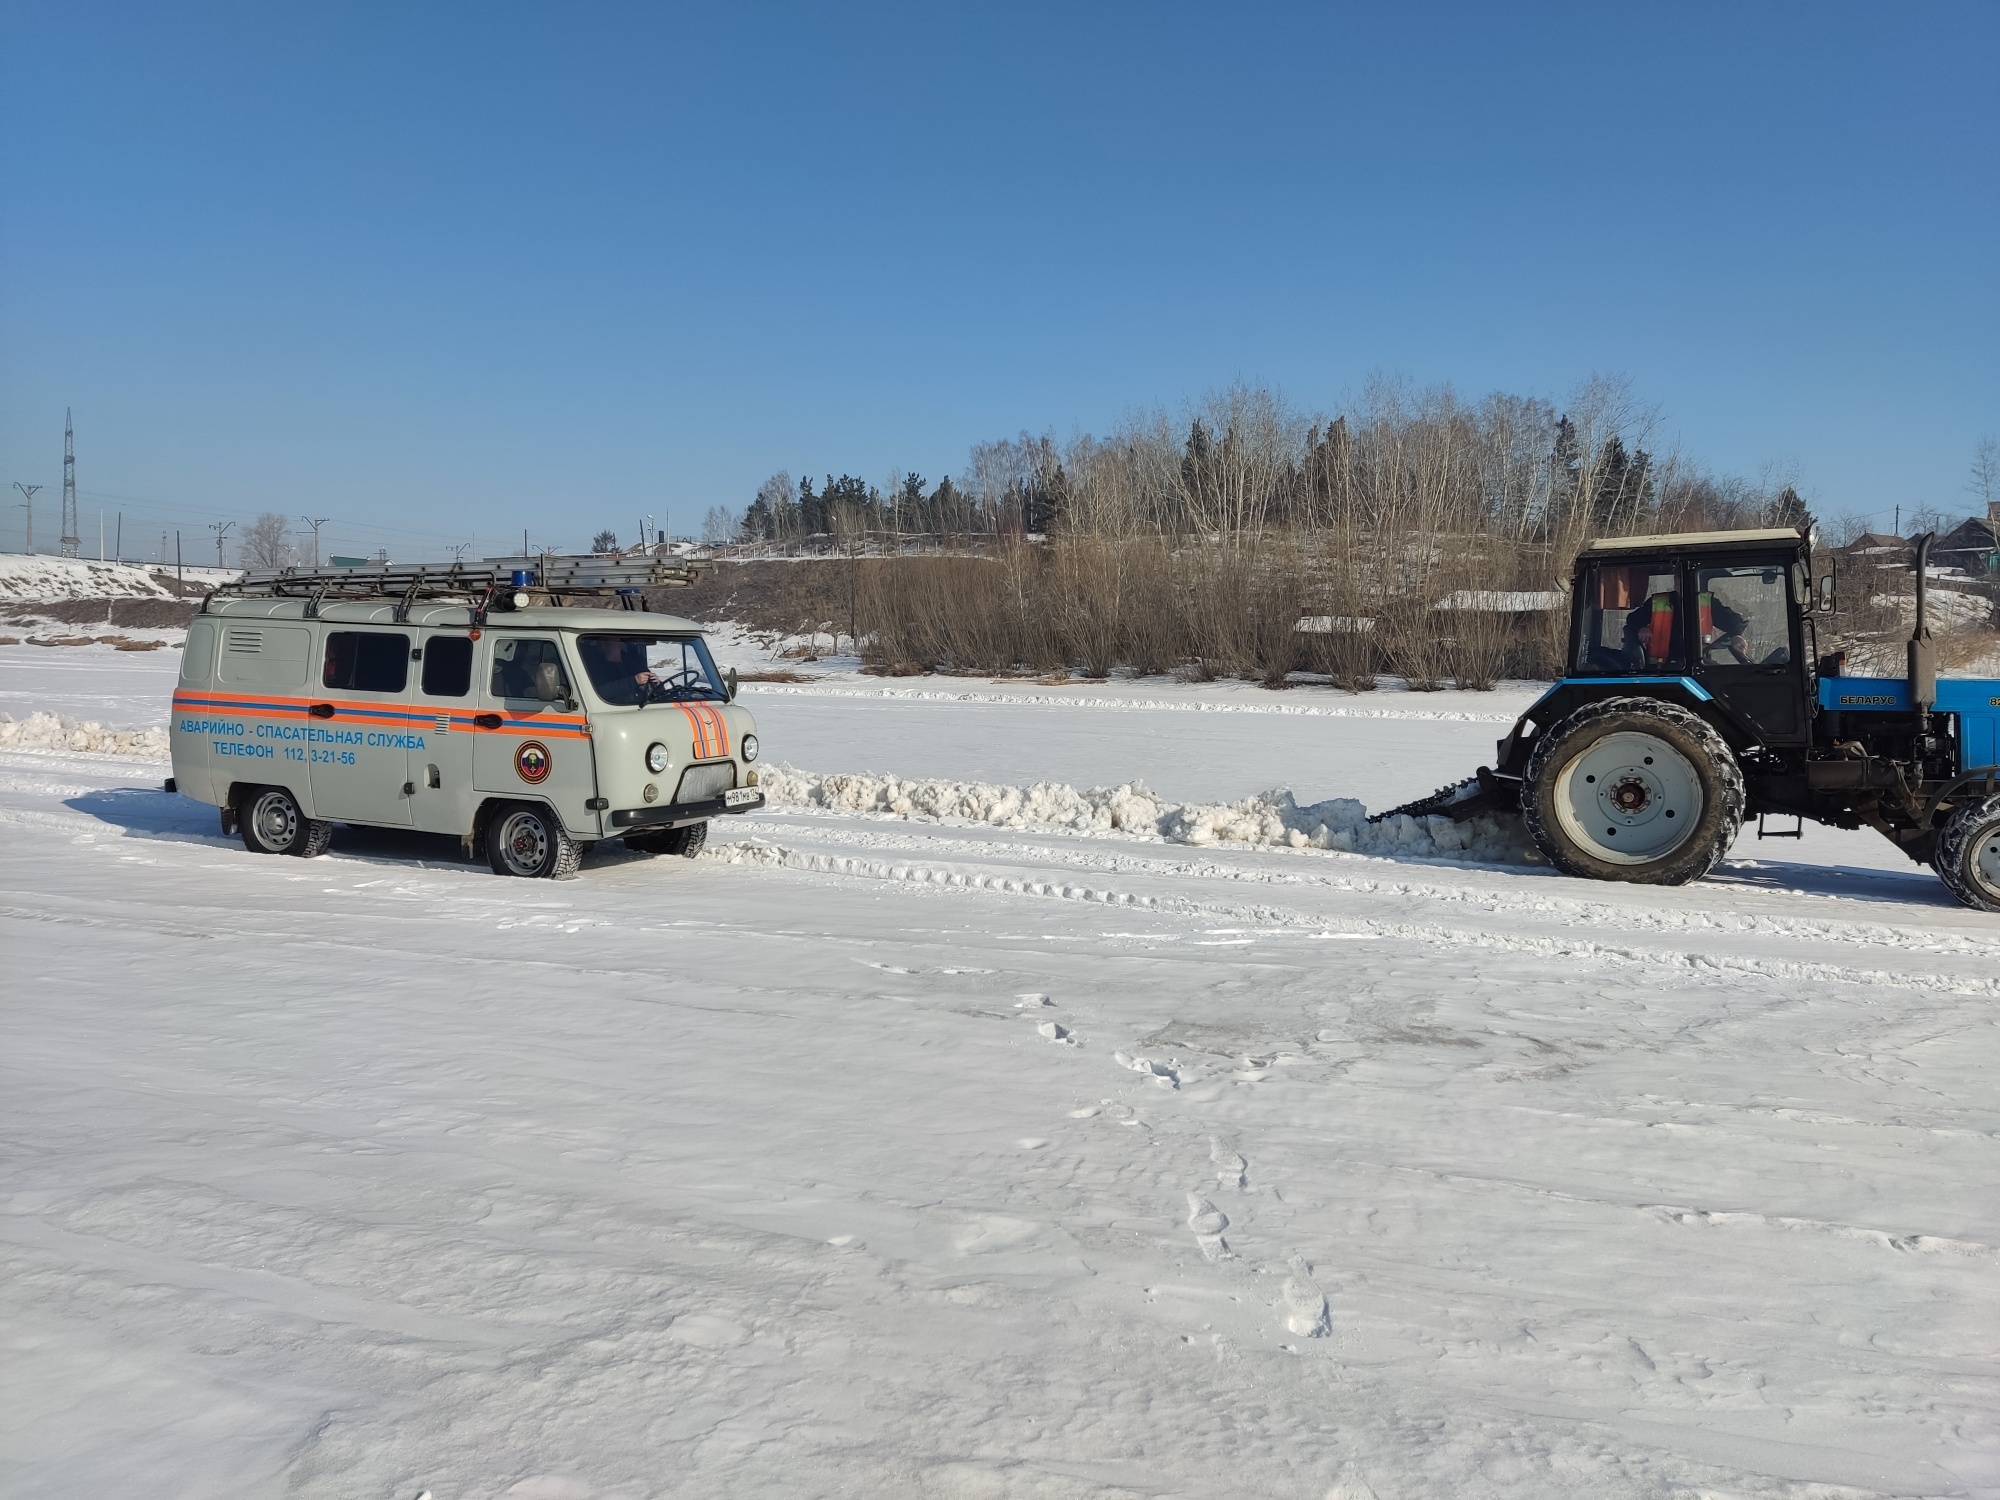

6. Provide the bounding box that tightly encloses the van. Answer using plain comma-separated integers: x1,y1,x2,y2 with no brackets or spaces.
170,593,764,878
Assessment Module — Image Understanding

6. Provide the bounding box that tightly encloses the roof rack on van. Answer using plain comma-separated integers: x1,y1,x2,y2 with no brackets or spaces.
207,552,708,622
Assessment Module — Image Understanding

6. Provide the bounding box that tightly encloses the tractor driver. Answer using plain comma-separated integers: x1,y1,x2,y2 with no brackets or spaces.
583,635,656,705
1619,579,1750,667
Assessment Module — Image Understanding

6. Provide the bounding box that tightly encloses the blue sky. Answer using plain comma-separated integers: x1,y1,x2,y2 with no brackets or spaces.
2,1,1994,561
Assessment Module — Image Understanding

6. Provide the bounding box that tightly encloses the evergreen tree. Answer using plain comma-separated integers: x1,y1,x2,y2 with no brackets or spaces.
1548,416,1581,530
1771,484,1811,531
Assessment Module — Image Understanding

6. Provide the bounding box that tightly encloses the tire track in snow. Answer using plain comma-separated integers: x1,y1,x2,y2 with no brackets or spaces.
731,818,2000,960
704,839,2000,1000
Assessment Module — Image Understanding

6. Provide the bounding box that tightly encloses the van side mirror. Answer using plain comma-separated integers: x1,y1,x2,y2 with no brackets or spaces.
725,666,739,702
1817,574,1836,613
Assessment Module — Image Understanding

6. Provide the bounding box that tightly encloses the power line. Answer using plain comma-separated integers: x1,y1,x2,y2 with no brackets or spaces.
299,515,330,567
11,482,40,551
209,519,235,568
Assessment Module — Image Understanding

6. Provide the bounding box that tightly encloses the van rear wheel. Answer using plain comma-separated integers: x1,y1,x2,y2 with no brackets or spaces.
239,786,332,858
487,803,582,879
1522,697,1744,885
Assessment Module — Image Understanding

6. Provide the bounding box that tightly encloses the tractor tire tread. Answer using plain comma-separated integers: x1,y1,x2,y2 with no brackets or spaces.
1521,696,1744,886
1934,793,2000,914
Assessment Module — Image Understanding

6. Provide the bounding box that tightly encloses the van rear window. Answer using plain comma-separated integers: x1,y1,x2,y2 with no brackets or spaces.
322,631,410,693
420,636,474,698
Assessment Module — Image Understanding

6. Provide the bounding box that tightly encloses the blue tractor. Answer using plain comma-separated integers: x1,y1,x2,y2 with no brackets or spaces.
1386,526,2000,911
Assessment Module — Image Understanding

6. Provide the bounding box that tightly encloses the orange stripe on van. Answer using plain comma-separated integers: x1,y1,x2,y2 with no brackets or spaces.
676,702,731,759
171,690,591,737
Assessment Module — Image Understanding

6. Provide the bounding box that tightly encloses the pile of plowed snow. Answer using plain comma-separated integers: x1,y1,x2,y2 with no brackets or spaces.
0,711,170,758
756,764,1537,864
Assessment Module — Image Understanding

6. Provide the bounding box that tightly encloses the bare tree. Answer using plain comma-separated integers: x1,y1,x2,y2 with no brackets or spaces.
239,512,292,570
702,505,739,543
1970,437,1999,514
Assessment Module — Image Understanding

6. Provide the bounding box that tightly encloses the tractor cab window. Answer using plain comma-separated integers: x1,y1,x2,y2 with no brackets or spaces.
1575,563,1684,674
1694,565,1791,667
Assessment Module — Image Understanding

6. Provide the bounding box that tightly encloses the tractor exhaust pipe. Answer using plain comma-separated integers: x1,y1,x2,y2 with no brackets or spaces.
1908,531,1936,733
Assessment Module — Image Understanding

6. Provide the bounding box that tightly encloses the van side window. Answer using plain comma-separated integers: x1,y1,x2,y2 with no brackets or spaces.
322,631,411,693
490,637,571,701
420,636,474,697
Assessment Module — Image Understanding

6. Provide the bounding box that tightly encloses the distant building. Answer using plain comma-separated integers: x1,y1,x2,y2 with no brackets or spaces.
1841,532,1911,563
1934,516,1998,577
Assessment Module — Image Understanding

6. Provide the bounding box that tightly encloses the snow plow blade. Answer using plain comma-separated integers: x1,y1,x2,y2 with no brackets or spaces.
1369,766,1518,824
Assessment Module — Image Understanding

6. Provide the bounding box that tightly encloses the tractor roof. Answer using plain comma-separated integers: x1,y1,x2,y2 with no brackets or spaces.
1580,526,1809,557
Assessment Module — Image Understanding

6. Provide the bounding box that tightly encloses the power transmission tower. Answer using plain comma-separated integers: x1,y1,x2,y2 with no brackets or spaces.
210,520,235,568
60,409,80,558
11,482,40,551
299,515,329,566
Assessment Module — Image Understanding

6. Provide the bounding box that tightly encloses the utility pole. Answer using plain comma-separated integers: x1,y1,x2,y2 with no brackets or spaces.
299,515,329,567
210,520,234,568
11,482,39,551
60,409,80,558
115,512,122,563
176,531,183,591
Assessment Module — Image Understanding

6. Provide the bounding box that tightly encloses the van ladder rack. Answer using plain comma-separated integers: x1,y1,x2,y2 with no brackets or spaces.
207,552,709,612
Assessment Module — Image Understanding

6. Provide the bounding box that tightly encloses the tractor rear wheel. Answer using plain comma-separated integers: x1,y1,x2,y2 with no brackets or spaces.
1522,697,1744,885
1935,794,2000,913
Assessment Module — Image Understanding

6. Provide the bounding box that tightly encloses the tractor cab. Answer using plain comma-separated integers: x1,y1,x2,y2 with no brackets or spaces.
1568,528,1816,750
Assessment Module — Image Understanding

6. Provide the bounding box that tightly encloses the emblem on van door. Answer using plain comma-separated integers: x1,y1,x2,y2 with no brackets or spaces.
515,740,552,784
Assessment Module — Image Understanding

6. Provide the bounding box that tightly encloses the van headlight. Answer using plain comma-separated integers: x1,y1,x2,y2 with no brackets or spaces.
645,742,669,774
740,733,759,763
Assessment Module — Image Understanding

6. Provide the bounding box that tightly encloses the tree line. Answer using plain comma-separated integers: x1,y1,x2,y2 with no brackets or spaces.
735,377,1813,551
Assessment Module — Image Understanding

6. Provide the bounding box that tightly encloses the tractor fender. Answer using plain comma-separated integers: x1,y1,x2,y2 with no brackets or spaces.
1498,676,1729,778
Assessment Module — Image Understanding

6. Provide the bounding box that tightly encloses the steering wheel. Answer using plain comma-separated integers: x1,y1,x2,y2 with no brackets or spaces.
647,667,704,699
1704,639,1755,666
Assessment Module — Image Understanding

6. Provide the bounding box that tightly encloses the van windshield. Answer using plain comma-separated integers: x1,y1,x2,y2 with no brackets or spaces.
577,634,727,706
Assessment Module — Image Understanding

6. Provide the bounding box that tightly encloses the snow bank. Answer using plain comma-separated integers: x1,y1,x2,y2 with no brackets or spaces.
0,710,169,758
756,764,1537,863
0,553,238,603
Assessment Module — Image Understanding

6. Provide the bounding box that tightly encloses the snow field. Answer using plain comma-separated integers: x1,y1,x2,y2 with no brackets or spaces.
6,641,2000,1497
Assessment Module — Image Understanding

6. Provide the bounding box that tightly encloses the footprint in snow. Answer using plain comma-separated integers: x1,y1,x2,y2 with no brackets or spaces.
1037,1020,1076,1045
1015,993,1054,1007
1209,1137,1247,1189
1186,1193,1231,1259
1115,1051,1179,1089
1283,1255,1330,1338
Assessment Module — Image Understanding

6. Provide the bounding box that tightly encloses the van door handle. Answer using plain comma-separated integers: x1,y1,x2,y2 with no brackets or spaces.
307,703,336,718
473,713,504,730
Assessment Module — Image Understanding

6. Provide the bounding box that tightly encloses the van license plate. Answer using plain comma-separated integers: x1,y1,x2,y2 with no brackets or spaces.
722,788,761,807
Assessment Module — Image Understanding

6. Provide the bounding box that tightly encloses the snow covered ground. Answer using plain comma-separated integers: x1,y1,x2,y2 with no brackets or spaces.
0,552,236,602
5,646,1999,1499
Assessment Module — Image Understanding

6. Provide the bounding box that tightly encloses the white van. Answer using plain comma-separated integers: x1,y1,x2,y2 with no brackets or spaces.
170,593,764,878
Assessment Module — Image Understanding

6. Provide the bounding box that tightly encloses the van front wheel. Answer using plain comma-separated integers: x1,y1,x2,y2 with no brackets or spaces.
239,786,333,858
487,804,582,879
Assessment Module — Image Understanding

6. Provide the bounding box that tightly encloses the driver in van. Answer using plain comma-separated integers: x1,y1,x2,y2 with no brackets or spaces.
584,636,655,705
1619,580,1749,666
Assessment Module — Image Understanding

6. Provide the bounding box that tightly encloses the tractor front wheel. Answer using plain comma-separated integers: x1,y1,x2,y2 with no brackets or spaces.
1935,794,2000,913
1522,697,1744,886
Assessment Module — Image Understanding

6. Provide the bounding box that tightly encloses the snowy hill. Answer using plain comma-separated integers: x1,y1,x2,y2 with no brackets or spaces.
0,552,237,603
